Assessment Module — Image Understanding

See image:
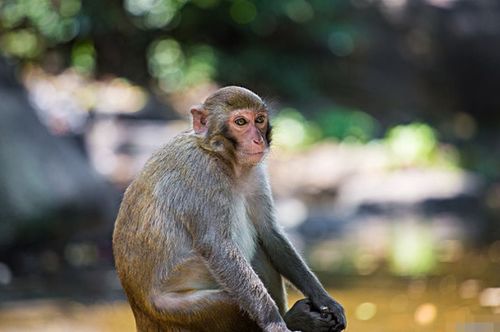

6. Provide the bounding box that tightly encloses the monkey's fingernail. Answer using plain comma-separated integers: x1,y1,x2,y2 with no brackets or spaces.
320,306,329,319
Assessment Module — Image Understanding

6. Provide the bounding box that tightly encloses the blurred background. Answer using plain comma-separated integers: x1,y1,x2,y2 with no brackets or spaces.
0,0,499,331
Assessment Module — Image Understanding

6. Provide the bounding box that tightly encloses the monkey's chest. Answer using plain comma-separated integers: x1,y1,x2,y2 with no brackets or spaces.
231,199,257,262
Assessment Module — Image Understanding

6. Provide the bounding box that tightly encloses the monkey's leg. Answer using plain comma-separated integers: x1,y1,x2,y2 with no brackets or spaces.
150,289,260,332
131,306,188,332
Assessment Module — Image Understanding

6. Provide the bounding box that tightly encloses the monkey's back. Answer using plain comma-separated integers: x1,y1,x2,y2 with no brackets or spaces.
112,133,224,311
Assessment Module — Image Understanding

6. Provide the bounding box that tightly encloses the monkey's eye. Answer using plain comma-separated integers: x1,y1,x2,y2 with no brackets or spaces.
234,118,247,126
255,115,266,124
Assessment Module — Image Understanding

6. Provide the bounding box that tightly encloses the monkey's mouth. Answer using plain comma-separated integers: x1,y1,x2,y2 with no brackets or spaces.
241,151,266,156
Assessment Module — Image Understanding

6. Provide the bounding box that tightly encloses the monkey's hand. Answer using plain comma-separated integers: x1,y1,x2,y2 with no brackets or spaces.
263,322,294,332
284,299,337,332
309,295,346,332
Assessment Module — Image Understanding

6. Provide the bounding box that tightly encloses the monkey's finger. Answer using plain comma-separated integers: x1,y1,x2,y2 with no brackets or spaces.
307,310,332,322
329,321,346,332
315,311,336,323
323,313,334,321
312,313,337,328
319,305,329,318
313,319,335,331
315,324,334,332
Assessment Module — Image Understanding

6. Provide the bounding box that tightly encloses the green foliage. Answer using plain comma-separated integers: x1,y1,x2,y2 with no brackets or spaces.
71,41,96,74
230,0,257,24
272,108,322,150
314,107,379,143
0,0,361,101
383,122,459,169
390,222,436,277
385,123,437,166
0,0,80,52
0,29,40,58
148,38,216,92
191,0,220,9
284,0,314,23
0,0,493,179
124,0,188,29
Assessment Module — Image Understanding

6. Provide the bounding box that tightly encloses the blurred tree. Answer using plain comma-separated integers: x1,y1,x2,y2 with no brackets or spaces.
1,0,499,174
0,58,115,253
1,1,498,120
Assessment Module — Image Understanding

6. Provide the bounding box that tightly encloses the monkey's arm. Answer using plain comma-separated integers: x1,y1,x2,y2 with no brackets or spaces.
182,199,290,332
259,222,346,331
251,186,346,331
195,237,288,331
261,223,331,301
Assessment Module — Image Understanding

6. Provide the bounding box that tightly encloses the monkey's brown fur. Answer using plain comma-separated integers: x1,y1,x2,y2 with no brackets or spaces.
113,86,346,332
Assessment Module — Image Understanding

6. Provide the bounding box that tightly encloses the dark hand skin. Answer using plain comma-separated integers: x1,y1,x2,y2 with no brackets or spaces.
284,299,338,332
309,295,347,332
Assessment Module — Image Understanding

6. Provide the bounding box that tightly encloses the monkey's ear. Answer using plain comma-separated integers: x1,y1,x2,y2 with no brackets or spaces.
190,105,208,134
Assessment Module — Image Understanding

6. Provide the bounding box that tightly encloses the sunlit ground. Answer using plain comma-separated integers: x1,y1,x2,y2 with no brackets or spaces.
1,261,499,332
0,286,497,332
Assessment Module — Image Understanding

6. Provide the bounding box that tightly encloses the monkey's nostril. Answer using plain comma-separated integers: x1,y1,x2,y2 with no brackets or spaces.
253,138,263,145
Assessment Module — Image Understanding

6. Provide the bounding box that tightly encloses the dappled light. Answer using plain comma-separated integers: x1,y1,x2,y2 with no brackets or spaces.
1,0,500,331
124,0,187,29
355,302,377,321
230,0,257,25
148,38,216,92
22,68,147,135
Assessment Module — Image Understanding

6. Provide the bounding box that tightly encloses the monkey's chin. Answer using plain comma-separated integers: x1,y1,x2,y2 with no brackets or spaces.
238,151,266,167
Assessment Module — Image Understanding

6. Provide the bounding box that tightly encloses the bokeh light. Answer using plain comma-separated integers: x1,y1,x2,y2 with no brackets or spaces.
124,0,187,28
386,123,438,167
148,39,216,92
328,31,355,57
459,279,481,300
71,41,96,75
272,108,321,150
355,302,377,321
285,0,314,23
0,262,12,285
390,222,436,277
0,29,40,58
414,303,437,326
1,0,500,331
230,0,257,24
314,107,378,143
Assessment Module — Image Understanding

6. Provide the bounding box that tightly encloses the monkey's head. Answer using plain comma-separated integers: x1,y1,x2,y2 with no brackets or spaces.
191,86,272,169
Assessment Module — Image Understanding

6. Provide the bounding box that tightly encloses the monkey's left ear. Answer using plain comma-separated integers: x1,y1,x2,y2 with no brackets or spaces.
190,105,208,134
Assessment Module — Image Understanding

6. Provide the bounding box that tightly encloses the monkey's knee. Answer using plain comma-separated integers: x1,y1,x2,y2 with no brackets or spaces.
152,289,233,314
150,289,258,331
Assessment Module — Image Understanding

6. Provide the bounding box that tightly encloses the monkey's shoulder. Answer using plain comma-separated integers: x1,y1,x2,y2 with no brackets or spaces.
135,133,230,196
140,134,216,176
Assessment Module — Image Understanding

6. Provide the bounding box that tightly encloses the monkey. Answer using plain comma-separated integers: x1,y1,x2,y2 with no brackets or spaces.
112,86,346,332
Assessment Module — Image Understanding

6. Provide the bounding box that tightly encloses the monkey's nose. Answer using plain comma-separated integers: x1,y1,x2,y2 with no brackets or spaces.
253,137,263,145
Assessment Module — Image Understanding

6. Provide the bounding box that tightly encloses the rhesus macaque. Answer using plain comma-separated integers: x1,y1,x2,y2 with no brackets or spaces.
113,86,346,332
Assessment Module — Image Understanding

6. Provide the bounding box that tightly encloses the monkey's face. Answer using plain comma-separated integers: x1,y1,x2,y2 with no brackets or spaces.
226,109,270,166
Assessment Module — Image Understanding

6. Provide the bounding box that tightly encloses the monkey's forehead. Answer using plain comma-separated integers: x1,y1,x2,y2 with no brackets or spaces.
205,104,268,114
226,108,268,115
